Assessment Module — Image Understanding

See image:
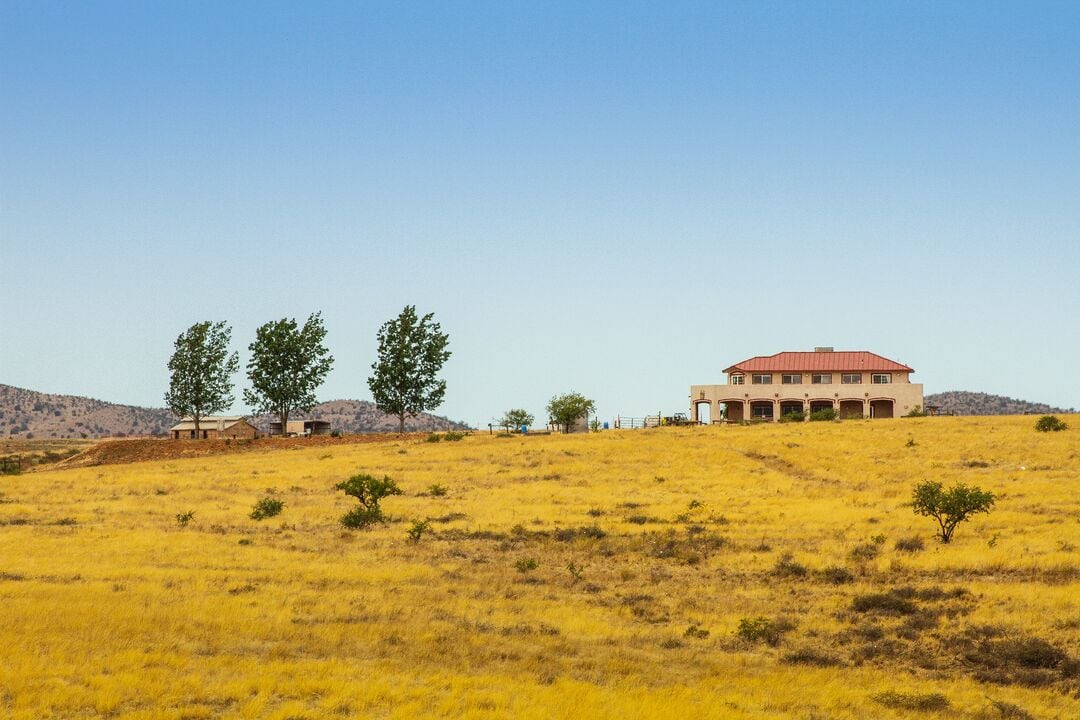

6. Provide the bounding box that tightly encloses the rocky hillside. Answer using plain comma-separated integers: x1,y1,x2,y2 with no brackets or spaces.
925,391,1074,416
0,384,468,438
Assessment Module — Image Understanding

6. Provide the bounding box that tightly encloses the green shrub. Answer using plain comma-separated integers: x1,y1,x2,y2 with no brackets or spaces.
406,519,430,543
820,565,854,584
425,433,442,443
1034,415,1068,432
777,411,805,423
895,535,925,553
330,430,341,438
808,408,837,422
736,616,795,646
773,553,809,578
249,496,285,521
428,483,448,497
684,624,710,639
905,405,927,417
335,473,403,529
514,558,539,574
175,511,195,527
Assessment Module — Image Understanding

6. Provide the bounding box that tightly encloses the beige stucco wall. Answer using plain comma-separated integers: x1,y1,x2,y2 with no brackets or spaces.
690,376,924,421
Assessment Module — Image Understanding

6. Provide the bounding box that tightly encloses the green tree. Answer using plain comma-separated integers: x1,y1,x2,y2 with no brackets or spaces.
546,392,595,433
500,408,535,432
244,313,334,436
911,481,995,543
368,306,451,433
164,321,240,438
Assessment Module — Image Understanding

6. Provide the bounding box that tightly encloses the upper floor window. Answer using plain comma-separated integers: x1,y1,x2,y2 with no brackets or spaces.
842,373,862,384
729,374,744,385
872,373,892,384
782,374,801,385
752,374,773,385
811,373,832,384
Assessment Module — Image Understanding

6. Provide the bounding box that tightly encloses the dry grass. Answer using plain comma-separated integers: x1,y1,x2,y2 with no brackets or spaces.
1,415,1078,718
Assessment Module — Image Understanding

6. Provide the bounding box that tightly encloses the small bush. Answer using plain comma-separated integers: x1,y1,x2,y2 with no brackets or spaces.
428,483,448,497
684,624,710,639
808,408,838,422
871,691,949,711
330,430,341,438
849,543,881,562
249,497,285,521
1034,415,1067,432
773,553,809,578
736,616,795,646
565,561,584,584
444,431,467,441
905,405,927,418
988,700,1035,719
514,558,539,574
53,517,77,526
777,410,805,423
425,433,442,443
894,535,925,552
820,565,854,584
175,511,195,527
406,519,430,543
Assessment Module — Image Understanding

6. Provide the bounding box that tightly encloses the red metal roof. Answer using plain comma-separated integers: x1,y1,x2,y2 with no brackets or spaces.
724,351,913,374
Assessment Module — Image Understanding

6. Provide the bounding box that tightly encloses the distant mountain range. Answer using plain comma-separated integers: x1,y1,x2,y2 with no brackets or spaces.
0,384,469,439
924,391,1074,416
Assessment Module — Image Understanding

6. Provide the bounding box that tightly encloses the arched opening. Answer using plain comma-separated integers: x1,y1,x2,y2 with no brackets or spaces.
721,400,744,422
779,401,804,420
809,400,834,414
839,400,864,419
749,400,774,421
869,399,894,419
693,400,711,424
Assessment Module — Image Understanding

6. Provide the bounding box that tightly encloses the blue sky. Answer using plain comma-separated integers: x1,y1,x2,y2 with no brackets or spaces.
2,1,1078,425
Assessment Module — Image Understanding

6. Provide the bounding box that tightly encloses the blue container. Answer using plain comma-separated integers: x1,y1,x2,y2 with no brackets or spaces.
603,422,609,430
521,425,528,434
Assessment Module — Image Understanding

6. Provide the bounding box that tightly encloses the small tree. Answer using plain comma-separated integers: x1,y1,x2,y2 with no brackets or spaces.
546,392,595,433
164,321,240,438
336,473,403,529
500,408,534,433
368,306,452,433
911,481,995,543
244,313,333,436
1034,415,1068,432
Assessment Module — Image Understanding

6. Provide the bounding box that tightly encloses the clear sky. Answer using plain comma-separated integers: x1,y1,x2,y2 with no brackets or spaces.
2,1,1079,426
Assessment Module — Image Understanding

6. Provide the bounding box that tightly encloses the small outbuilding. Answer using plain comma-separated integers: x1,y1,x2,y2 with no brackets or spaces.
170,416,259,440
268,419,332,436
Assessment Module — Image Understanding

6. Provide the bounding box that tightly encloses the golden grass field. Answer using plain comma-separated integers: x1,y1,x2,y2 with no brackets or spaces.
1,416,1078,719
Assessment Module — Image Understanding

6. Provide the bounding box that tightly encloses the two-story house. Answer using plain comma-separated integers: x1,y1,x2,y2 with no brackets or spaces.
690,348,923,422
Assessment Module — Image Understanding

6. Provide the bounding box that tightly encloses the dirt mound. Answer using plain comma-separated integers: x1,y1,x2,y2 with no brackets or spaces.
52,434,412,469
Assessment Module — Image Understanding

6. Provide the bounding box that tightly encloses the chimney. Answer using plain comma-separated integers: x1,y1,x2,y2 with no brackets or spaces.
814,346,834,353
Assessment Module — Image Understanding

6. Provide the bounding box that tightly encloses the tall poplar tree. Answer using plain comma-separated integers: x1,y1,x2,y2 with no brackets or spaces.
165,321,240,438
244,313,334,436
368,305,451,433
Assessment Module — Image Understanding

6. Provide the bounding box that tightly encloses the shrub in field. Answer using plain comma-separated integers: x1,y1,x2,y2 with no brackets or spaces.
406,519,430,543
249,497,284,521
820,566,854,584
336,473,403,529
905,405,927,417
1034,415,1067,432
514,558,539,574
175,511,195,527
777,411,805,423
911,481,995,543
736,616,795,646
773,553,809,578
808,408,837,422
895,535,925,553
870,691,949,711
428,483,448,497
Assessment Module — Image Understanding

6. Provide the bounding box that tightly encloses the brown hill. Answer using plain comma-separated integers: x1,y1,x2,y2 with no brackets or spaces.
925,391,1074,416
0,384,469,439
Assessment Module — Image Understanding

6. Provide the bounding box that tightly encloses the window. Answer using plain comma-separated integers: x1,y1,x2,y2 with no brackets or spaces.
811,374,832,384
842,373,862,384
752,374,773,385
729,374,744,385
872,373,892,384
751,404,774,419
782,374,801,385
